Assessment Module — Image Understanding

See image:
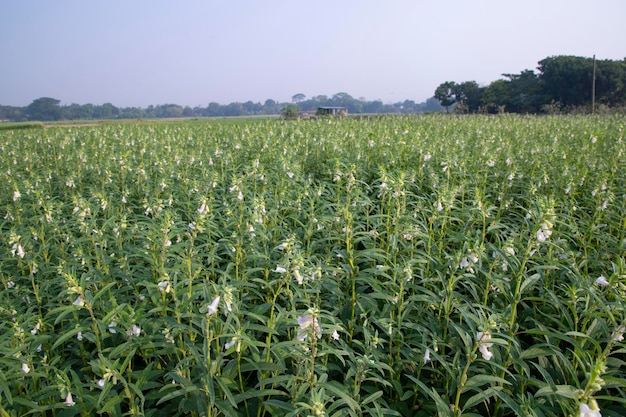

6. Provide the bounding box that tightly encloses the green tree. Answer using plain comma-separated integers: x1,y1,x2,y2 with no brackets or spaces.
504,70,543,113
25,97,62,121
262,99,279,114
538,56,593,107
63,103,94,120
206,102,223,117
292,93,306,103
481,79,511,113
434,81,457,112
454,81,483,113
93,103,119,119
182,106,194,117
281,104,299,119
594,58,626,106
480,70,543,113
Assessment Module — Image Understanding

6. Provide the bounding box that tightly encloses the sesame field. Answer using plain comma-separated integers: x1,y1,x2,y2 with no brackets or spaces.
1,115,625,417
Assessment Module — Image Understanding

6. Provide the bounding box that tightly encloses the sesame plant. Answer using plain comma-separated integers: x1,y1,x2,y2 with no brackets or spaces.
0,115,625,416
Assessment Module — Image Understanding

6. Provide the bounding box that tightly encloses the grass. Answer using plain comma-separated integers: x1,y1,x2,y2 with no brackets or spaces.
0,121,44,131
0,114,624,416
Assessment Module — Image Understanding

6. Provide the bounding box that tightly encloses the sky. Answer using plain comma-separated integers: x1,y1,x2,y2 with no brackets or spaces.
1,0,625,108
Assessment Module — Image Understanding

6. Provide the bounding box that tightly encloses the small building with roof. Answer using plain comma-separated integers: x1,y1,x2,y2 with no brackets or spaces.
316,106,347,116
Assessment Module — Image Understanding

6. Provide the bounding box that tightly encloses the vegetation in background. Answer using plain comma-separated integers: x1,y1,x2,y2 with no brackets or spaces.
281,104,299,119
0,115,625,416
435,55,626,114
0,94,443,123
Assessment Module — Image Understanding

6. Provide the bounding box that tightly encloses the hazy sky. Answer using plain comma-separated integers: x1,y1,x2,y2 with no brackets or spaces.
1,1,625,108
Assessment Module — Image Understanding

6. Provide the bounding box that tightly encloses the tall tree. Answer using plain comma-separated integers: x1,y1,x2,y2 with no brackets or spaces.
504,70,543,113
25,97,62,121
454,81,483,113
434,81,457,112
481,79,511,113
537,56,593,107
292,93,306,103
594,58,626,106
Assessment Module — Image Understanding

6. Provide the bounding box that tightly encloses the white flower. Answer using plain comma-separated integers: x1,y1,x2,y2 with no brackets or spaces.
13,190,21,201
595,276,610,286
579,402,601,417
536,223,552,242
7,281,15,288
77,331,83,341
294,269,303,285
536,229,547,242
108,321,116,334
207,296,220,316
297,314,321,342
459,257,470,269
126,325,141,337
64,392,75,407
73,296,84,307
11,243,25,258
423,154,432,161
22,363,30,374
272,266,287,274
157,281,171,293
198,203,208,214
225,337,237,350
479,344,493,361
332,330,340,341
423,348,431,364
477,331,494,361
612,325,625,342
97,379,106,389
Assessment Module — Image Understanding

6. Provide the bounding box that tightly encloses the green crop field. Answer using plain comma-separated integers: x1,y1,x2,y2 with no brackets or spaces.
1,115,624,416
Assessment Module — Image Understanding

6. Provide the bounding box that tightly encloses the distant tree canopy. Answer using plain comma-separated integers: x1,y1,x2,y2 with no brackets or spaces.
25,97,62,121
435,55,626,114
1,93,443,122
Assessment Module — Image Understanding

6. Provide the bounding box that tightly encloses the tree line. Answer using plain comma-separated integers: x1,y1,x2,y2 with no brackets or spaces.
0,93,443,122
434,55,626,114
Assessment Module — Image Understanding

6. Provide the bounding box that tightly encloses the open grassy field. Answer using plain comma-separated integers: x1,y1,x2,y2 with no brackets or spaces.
1,115,624,416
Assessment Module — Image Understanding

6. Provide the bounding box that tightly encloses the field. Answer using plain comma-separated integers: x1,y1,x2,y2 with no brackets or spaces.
1,115,625,416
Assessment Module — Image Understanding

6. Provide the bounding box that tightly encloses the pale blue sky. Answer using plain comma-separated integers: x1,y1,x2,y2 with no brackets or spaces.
1,0,624,107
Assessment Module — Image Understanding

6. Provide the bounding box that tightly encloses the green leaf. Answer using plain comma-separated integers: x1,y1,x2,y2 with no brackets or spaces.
407,375,452,417
462,386,501,410
157,386,200,405
535,384,579,400
361,390,383,406
50,327,84,351
319,381,360,412
461,374,511,393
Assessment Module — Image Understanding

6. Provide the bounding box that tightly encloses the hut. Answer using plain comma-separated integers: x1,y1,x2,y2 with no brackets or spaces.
316,106,347,116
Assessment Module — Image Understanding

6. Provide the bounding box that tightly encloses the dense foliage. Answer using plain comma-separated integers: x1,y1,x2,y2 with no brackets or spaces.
435,55,626,114
1,115,625,416
0,94,443,123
